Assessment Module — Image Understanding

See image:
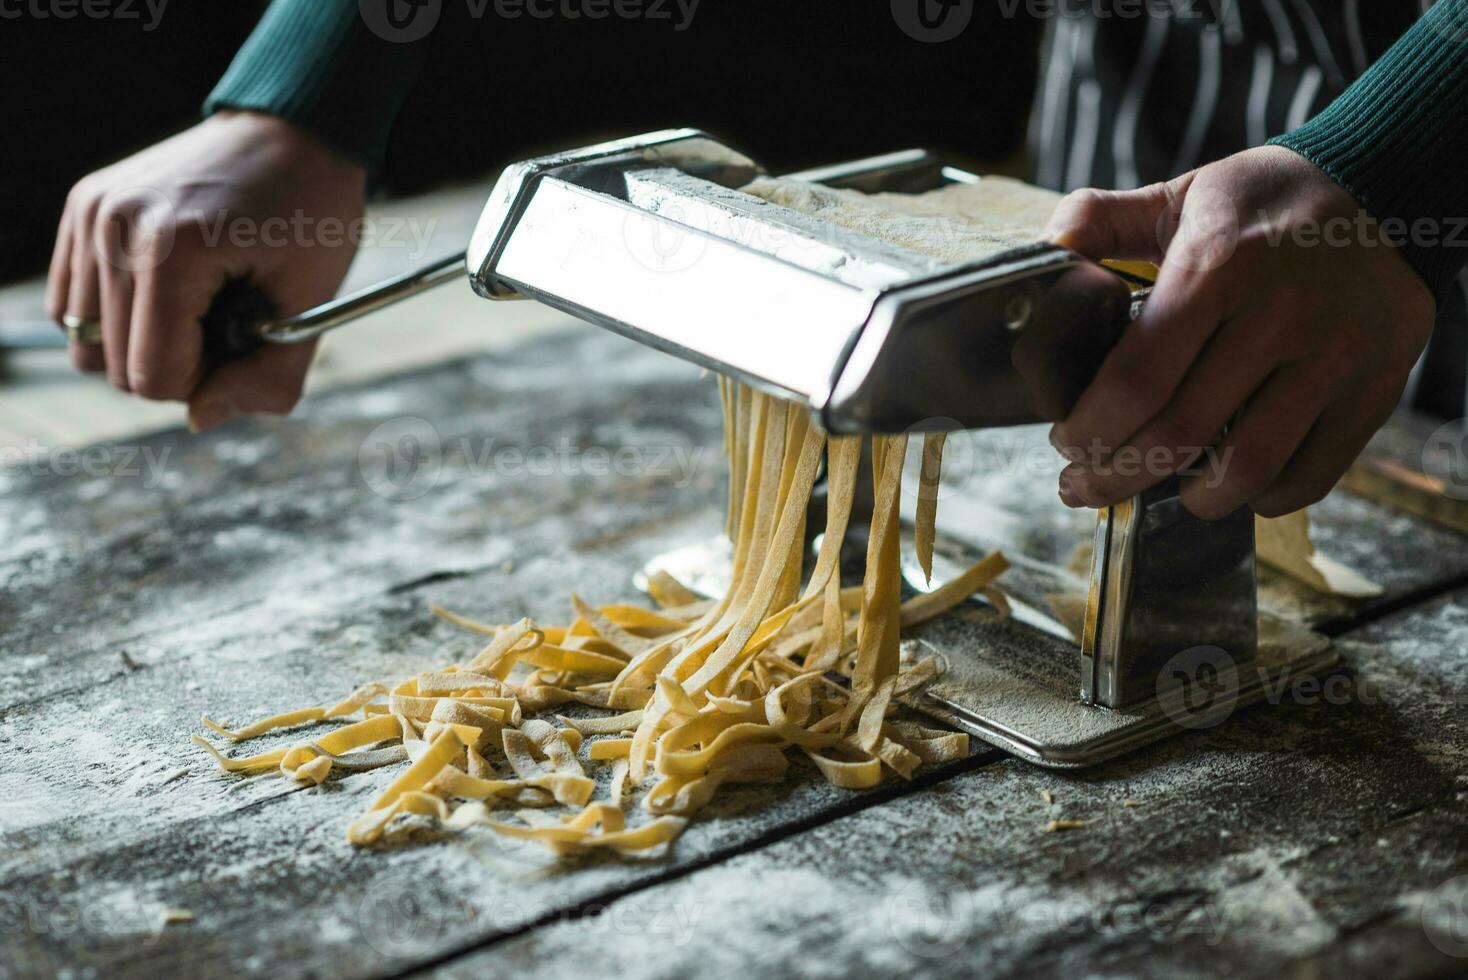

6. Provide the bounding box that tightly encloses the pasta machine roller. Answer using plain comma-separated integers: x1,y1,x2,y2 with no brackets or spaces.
157,130,1339,767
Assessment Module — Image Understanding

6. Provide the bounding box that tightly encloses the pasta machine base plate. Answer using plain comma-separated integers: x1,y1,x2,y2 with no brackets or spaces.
638,534,1340,770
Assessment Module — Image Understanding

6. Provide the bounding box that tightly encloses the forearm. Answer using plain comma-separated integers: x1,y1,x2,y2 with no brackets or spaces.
204,0,431,177
1270,0,1468,306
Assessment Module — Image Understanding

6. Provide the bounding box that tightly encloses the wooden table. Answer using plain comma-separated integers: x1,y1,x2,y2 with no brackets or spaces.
4,325,1467,979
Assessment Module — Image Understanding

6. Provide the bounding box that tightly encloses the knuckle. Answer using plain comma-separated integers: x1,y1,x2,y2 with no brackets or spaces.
1058,188,1109,225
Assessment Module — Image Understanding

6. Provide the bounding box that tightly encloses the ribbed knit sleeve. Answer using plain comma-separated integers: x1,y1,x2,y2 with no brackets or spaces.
1271,0,1468,305
204,0,432,176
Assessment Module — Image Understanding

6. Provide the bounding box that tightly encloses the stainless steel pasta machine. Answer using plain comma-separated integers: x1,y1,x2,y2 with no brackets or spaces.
121,130,1341,767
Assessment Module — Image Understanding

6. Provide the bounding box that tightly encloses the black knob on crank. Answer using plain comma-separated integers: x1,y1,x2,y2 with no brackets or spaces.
200,278,278,364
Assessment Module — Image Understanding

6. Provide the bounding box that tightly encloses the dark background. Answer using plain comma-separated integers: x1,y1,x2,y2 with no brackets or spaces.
0,0,1042,283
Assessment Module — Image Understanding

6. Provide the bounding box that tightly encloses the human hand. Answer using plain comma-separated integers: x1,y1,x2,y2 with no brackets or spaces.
47,110,367,430
1043,145,1436,519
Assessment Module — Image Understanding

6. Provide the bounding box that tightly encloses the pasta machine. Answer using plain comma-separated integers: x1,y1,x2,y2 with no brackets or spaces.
112,130,1339,767
459,130,1340,767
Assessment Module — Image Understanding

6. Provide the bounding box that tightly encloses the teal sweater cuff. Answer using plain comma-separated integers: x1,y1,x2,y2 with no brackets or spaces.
1271,0,1468,307
204,0,430,176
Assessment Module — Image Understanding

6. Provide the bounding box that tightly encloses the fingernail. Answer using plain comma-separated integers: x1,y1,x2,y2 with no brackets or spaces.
1058,471,1084,508
188,399,236,433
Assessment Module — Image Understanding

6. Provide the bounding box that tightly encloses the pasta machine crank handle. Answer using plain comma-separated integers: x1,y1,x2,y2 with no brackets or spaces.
68,252,468,356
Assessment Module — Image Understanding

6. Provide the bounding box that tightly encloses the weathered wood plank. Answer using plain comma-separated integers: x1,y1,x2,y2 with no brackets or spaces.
433,589,1468,980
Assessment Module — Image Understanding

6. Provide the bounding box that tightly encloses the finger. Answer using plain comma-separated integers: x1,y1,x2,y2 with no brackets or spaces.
46,211,74,325
1050,264,1230,461
1042,175,1190,263
1057,316,1276,508
1179,366,1329,520
127,256,214,401
187,339,319,432
1249,392,1395,518
68,226,119,382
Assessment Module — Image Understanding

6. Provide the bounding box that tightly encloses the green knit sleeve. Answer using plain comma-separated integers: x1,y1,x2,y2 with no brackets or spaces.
204,0,433,176
1270,0,1468,306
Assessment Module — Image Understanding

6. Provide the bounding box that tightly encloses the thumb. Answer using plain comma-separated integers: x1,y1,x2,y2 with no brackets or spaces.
1042,175,1194,263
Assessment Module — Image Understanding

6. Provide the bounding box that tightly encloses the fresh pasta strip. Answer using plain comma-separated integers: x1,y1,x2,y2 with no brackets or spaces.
200,682,387,741
900,551,1011,627
557,710,643,736
1255,510,1382,598
915,432,946,584
646,570,702,609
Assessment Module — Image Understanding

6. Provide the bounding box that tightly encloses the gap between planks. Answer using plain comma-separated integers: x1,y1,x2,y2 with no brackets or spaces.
380,748,1007,979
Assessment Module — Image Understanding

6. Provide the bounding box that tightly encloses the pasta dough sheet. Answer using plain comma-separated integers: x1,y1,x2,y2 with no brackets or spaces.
741,175,1060,265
